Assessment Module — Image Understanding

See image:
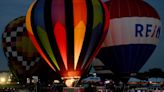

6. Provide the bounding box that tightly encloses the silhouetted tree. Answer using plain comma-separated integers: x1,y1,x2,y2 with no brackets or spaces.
148,68,164,78
136,72,149,81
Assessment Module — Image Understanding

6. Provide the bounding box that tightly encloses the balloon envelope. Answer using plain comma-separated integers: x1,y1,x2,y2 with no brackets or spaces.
26,0,109,81
97,0,161,74
2,16,60,83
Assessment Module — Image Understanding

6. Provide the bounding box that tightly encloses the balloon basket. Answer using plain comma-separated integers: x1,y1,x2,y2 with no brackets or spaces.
63,87,84,92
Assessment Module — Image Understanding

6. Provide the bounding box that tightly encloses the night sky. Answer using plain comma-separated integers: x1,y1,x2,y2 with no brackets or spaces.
0,0,164,72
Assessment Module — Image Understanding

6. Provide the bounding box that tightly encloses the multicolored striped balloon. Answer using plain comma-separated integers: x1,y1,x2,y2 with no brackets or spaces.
26,0,109,80
97,0,161,74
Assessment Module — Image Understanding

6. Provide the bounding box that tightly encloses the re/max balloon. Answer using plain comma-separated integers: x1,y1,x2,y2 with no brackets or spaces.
2,16,60,84
26,0,109,82
97,0,162,74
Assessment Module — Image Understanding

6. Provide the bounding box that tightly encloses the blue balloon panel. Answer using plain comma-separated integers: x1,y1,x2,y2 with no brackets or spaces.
97,44,156,73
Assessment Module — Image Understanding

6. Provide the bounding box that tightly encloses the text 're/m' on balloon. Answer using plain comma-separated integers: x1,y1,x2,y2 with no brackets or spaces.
97,0,161,77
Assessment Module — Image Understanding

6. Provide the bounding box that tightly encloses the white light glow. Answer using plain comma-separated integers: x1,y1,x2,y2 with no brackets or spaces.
54,80,60,83
65,78,75,87
0,77,6,84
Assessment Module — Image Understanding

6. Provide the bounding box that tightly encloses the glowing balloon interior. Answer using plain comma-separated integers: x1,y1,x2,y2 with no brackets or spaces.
97,0,161,74
26,0,109,82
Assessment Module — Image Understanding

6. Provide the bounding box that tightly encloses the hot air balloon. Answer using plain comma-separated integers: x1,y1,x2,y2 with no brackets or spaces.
97,0,161,78
26,0,109,86
2,16,60,84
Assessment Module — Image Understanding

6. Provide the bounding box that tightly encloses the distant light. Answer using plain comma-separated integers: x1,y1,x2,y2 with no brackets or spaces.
8,78,11,82
0,77,6,84
54,80,60,83
32,76,38,83
27,78,30,83
130,73,137,76
48,84,51,86
93,73,97,77
105,80,110,84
